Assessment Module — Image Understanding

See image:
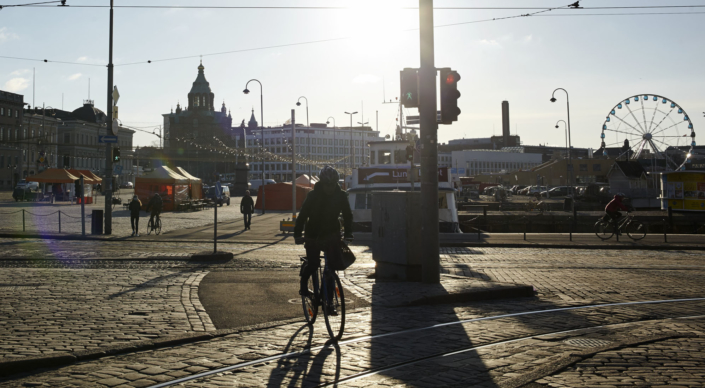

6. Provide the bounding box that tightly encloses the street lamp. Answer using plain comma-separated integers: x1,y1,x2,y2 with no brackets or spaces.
326,116,336,170
295,96,312,185
243,79,266,214
344,111,358,181
555,120,568,159
550,88,573,199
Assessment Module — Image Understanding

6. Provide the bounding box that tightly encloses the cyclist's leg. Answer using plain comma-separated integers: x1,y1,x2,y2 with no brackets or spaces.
300,242,321,295
148,212,156,228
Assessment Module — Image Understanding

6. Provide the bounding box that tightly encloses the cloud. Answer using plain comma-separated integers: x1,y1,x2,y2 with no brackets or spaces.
352,74,380,84
0,27,19,43
10,69,30,76
4,78,29,93
523,35,533,43
77,56,88,62
68,73,82,81
478,39,502,48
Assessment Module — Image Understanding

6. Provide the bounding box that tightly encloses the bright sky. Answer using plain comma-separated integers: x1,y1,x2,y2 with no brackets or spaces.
1,0,703,150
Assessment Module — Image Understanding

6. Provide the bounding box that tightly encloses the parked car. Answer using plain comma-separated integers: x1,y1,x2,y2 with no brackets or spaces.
12,187,34,202
119,182,133,189
511,185,527,195
204,185,231,206
16,180,39,191
541,186,569,198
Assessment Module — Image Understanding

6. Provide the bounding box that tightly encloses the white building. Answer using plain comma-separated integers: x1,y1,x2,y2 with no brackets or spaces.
239,121,384,182
451,149,543,176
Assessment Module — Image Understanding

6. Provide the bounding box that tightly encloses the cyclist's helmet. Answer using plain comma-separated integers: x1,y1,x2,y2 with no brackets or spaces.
133,195,138,200
615,192,626,199
319,166,339,184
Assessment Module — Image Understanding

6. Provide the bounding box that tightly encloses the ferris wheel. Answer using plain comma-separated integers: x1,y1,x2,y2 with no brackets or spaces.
599,94,696,171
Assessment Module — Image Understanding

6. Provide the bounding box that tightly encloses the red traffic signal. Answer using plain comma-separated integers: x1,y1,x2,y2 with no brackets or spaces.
440,68,461,124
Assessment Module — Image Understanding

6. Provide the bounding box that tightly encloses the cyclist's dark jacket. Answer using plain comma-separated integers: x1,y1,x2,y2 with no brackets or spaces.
294,182,353,241
128,199,142,216
605,196,627,212
146,195,163,213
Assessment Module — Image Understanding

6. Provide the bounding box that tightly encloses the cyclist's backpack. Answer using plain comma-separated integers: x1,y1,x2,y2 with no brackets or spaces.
326,240,356,271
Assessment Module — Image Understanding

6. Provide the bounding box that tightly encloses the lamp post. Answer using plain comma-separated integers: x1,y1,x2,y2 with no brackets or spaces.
326,116,336,170
555,119,568,159
295,96,311,185
357,121,368,166
244,79,265,214
550,88,573,199
344,111,358,181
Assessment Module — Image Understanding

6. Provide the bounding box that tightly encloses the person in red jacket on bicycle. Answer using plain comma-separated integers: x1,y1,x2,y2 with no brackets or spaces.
605,193,628,234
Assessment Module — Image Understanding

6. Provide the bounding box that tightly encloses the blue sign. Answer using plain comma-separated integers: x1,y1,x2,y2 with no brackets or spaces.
450,168,466,174
99,135,118,143
215,182,223,199
112,164,123,175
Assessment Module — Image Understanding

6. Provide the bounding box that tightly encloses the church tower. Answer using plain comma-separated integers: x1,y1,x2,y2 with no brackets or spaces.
188,61,214,111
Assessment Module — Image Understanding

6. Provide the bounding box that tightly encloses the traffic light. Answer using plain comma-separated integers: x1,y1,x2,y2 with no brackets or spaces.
440,68,461,124
405,145,414,162
112,146,121,163
400,68,419,108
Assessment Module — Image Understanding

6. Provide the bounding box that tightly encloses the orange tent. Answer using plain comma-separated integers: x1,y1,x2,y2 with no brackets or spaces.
254,182,312,210
135,166,189,211
26,168,79,183
176,167,203,200
67,169,99,184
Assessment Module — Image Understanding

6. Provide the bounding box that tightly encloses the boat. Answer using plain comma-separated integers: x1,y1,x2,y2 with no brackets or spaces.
346,163,460,233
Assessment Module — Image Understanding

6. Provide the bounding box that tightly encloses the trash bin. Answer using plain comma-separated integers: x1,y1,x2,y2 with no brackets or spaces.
91,210,103,235
563,197,573,212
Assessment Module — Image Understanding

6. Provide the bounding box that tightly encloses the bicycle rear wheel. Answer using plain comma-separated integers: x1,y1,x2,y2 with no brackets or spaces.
625,220,646,240
301,266,319,325
147,220,153,235
322,271,346,341
594,220,614,240
155,218,162,235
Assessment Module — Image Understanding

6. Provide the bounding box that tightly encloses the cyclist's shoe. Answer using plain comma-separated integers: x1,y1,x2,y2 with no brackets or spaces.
325,305,338,316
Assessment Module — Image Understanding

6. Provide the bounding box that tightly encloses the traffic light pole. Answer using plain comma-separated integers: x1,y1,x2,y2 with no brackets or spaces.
419,0,440,284
103,0,114,235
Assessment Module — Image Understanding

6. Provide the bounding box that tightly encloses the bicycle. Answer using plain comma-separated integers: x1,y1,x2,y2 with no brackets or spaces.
146,214,162,235
594,212,646,241
300,240,346,342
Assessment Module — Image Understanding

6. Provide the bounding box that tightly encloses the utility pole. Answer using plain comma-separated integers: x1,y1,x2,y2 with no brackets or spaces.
419,0,440,284
104,0,115,235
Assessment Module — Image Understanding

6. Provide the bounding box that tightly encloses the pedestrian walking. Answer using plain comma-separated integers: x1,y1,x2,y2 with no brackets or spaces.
128,195,142,236
240,190,255,230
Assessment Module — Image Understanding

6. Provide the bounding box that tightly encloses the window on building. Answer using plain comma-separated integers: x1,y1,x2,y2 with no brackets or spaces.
7,109,12,117
15,110,18,118
579,164,588,172
0,128,3,141
0,108,3,115
593,164,601,172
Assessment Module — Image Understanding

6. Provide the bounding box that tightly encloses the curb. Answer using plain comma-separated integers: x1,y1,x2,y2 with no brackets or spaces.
405,284,536,307
439,242,705,250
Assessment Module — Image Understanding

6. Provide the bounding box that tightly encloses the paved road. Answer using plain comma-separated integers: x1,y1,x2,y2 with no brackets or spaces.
0,239,704,387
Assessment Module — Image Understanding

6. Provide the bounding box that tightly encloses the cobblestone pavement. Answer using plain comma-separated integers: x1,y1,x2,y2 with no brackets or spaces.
0,243,703,387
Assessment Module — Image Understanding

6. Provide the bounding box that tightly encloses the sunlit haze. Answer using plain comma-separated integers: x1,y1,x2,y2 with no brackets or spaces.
1,0,703,150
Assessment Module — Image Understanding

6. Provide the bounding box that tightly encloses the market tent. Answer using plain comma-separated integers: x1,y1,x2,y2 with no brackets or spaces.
254,182,312,211
176,167,203,200
295,174,319,187
135,166,190,211
26,168,79,183
67,169,99,184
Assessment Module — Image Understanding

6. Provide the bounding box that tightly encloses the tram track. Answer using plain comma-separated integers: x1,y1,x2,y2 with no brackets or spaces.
149,297,705,388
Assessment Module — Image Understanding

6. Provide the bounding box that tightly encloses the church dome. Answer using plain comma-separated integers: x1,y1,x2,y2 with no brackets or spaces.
189,61,212,94
71,100,106,123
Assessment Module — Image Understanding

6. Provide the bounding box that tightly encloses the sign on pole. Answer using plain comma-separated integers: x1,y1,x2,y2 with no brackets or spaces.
99,135,118,143
112,86,120,105
113,164,123,175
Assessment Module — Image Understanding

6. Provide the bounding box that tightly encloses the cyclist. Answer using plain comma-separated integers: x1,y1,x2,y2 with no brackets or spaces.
294,166,353,314
605,193,628,234
145,193,163,231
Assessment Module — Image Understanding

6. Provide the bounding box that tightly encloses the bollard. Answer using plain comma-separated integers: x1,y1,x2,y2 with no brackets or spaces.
663,219,668,243
524,218,527,241
569,217,572,242
668,206,673,228
58,211,62,233
22,209,25,232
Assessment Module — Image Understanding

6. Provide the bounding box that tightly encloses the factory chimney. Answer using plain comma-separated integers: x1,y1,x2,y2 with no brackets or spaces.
501,101,510,147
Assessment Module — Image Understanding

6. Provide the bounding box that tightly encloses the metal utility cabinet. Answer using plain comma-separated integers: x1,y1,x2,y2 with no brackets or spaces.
371,191,423,281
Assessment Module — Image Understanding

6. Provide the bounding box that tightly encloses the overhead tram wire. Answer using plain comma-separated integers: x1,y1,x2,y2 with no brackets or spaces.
3,3,705,67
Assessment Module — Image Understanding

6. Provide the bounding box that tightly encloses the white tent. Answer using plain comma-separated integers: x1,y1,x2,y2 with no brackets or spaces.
295,174,319,187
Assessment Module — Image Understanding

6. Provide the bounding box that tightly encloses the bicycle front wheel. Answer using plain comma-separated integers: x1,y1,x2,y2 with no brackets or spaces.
301,268,319,325
147,220,153,235
155,219,162,235
594,220,614,240
322,271,346,341
625,220,646,241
